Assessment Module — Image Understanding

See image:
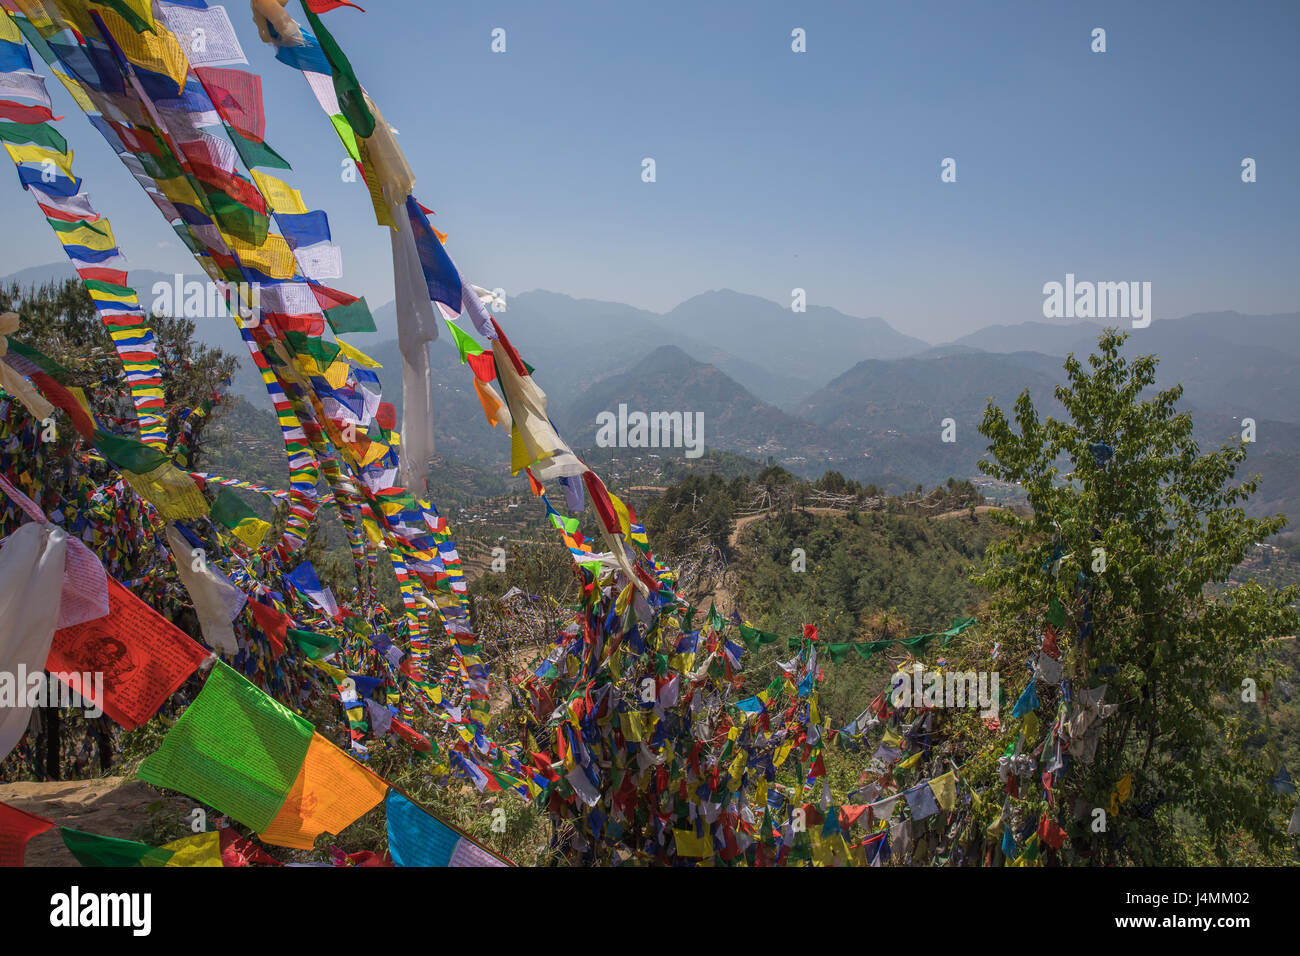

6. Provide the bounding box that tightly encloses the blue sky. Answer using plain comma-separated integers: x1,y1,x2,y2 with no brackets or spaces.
2,0,1296,342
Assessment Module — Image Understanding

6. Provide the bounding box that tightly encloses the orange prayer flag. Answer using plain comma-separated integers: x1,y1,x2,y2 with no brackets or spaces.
473,376,504,427
258,733,387,849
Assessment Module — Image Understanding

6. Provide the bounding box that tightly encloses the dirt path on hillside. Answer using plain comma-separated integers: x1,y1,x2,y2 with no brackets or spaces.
932,505,1009,520
728,507,850,549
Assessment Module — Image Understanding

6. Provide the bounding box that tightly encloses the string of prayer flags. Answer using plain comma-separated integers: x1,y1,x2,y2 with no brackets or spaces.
297,0,374,139
0,18,165,444
1,337,96,437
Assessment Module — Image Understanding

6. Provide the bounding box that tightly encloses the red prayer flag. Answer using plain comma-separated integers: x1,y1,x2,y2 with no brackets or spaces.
465,350,496,383
1038,813,1068,850
0,801,54,867
305,0,366,11
193,67,266,143
582,471,620,535
108,121,160,155
249,600,288,658
390,719,432,751
1043,624,1061,659
46,577,210,730
219,828,281,867
490,319,529,377
308,283,357,311
0,100,58,124
75,267,129,287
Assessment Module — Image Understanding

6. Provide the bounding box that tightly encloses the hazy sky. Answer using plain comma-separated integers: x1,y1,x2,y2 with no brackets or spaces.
1,0,1296,343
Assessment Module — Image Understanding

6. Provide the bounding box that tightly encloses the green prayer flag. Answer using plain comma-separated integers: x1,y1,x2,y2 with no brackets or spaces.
1047,596,1067,629
207,192,269,247
137,150,183,181
300,2,376,139
227,126,292,170
81,278,133,298
6,337,70,378
940,616,978,645
94,429,169,475
60,828,173,867
0,121,66,153
325,296,376,335
330,113,360,161
210,488,270,548
287,628,340,660
137,661,313,831
444,317,484,362
897,632,936,651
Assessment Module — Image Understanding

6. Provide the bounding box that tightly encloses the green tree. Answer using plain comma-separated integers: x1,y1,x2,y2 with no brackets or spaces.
976,330,1300,863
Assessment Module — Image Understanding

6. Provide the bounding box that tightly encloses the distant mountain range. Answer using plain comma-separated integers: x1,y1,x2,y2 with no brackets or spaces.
5,262,1297,525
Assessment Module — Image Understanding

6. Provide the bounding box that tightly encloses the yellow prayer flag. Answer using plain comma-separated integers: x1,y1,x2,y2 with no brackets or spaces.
0,9,21,43
5,142,74,177
336,338,382,368
728,750,746,789
227,516,270,551
358,440,389,468
225,233,297,280
929,770,957,811
673,827,714,859
122,461,208,520
155,175,205,210
323,359,350,391
620,711,657,744
607,491,632,537
250,170,308,215
896,750,923,772
774,740,793,768
61,223,119,254
509,424,529,474
94,9,187,93
162,831,222,867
